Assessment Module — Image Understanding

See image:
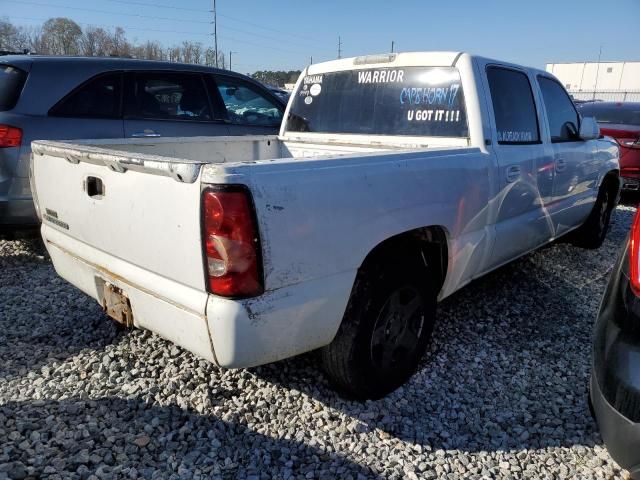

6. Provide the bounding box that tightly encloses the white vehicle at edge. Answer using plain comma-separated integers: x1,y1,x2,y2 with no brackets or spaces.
30,52,620,399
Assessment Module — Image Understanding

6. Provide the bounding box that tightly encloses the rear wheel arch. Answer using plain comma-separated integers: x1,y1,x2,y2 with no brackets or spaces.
601,169,621,201
571,170,619,249
356,225,450,296
322,225,449,398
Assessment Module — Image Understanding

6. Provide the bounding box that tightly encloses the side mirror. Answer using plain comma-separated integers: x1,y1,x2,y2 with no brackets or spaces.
579,116,600,140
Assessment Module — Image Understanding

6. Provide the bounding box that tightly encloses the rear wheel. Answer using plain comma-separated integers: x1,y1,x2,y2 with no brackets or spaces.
571,181,615,249
321,257,437,399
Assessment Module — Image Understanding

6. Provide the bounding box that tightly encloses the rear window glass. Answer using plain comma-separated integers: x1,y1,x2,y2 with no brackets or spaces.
50,73,121,118
286,66,468,137
0,65,27,111
214,76,283,127
125,72,212,121
578,104,640,126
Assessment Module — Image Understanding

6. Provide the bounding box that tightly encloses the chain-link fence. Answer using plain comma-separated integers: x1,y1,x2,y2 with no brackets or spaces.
569,90,640,102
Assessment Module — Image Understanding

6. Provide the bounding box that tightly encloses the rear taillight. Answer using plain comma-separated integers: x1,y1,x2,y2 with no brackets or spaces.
629,209,640,296
616,138,640,150
202,187,263,298
0,124,22,148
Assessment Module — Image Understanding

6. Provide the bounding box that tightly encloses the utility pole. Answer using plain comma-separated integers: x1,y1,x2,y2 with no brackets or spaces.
212,0,218,68
391,40,394,53
229,51,236,70
338,36,342,59
593,44,602,100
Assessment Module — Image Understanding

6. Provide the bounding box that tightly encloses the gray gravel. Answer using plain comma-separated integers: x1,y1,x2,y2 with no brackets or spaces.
0,206,635,479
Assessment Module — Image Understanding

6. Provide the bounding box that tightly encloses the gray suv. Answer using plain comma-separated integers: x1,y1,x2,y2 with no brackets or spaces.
0,56,286,226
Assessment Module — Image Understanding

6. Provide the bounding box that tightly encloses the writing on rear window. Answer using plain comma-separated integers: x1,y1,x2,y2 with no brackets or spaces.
357,70,405,83
287,67,468,137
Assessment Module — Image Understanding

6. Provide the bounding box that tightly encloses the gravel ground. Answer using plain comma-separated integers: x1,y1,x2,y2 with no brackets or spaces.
0,206,636,480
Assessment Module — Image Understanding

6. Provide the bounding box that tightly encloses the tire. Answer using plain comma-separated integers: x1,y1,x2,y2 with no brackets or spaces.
571,181,615,249
321,256,437,400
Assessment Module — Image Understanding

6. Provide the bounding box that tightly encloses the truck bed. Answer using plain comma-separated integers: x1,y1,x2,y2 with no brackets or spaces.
31,134,478,367
32,135,468,183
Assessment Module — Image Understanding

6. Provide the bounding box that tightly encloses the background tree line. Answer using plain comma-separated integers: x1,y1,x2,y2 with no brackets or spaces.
252,70,301,87
0,17,301,87
0,16,227,67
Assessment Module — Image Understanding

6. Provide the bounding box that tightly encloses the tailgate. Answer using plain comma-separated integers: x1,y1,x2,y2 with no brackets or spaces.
31,140,206,291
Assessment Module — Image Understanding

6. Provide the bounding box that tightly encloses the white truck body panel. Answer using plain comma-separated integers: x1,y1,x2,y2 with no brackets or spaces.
31,52,621,368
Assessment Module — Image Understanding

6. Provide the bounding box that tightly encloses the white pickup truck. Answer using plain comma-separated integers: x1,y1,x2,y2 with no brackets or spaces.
31,52,620,399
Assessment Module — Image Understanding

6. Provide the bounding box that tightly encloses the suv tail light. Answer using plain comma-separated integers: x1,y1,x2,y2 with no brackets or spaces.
202,187,263,298
629,209,640,296
0,124,22,147
617,138,640,150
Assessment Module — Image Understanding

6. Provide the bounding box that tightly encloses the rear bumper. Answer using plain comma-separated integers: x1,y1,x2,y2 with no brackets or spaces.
591,245,640,477
621,176,640,191
0,177,38,226
41,224,354,369
44,229,216,363
0,145,37,225
0,198,37,225
590,373,640,478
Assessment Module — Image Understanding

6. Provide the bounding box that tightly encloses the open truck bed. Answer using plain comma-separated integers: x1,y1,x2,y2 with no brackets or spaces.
32,134,473,369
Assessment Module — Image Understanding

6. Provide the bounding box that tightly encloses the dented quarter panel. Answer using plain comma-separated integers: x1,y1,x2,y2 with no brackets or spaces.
206,270,356,367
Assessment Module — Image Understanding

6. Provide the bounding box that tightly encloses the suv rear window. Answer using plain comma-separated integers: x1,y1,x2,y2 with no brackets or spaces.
286,66,468,137
0,65,27,111
50,73,122,118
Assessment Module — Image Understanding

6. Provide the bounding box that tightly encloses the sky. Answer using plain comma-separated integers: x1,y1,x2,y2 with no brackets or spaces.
2,0,639,74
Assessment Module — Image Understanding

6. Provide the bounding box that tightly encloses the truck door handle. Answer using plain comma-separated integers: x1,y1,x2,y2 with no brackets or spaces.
555,158,567,173
505,165,521,183
131,130,161,138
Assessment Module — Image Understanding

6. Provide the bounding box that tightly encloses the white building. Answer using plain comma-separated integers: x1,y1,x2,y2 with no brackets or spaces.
545,61,640,101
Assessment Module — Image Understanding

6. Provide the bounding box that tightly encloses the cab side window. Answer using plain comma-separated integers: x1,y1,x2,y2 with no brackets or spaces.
537,76,580,142
126,72,212,121
214,76,283,127
486,67,540,144
49,73,122,118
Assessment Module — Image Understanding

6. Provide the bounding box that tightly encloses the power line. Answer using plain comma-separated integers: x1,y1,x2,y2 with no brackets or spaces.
8,13,326,58
8,15,211,38
16,0,327,45
84,0,327,44
10,1,333,55
104,0,210,13
217,12,324,43
217,22,332,54
16,1,211,25
216,33,317,56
